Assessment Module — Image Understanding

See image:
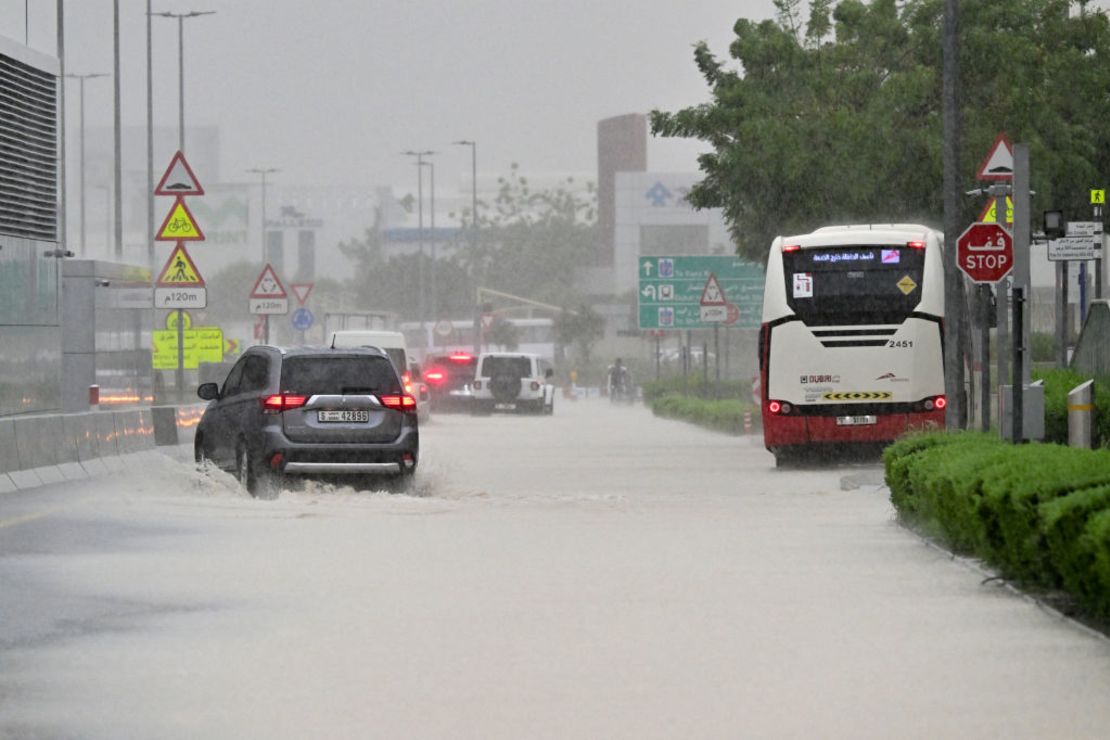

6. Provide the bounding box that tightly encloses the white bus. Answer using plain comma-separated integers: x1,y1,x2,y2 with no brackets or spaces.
401,317,556,363
759,224,946,465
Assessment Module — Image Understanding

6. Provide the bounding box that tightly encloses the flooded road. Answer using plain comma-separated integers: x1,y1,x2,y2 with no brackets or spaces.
3,400,1110,739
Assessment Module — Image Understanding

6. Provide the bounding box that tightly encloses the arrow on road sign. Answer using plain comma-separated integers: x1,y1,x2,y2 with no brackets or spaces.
641,284,657,300
251,264,287,299
642,260,654,276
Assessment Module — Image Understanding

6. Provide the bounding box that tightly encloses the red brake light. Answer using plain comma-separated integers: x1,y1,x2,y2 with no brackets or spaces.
262,394,307,412
782,244,801,253
906,240,926,250
448,353,472,362
768,400,782,414
425,369,446,383
379,394,417,412
934,395,947,409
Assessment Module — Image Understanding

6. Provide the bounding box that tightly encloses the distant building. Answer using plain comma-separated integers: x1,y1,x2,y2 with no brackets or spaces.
597,114,648,268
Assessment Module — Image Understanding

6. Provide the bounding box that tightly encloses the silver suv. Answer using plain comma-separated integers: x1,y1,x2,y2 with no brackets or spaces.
194,346,419,497
471,352,555,415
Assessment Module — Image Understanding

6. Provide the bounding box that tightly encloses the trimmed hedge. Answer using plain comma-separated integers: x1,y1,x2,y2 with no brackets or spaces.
641,376,751,403
1032,368,1110,446
885,432,1110,622
651,394,758,435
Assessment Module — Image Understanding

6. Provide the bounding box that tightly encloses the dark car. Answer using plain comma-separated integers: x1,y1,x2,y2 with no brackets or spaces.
421,352,479,411
194,346,419,497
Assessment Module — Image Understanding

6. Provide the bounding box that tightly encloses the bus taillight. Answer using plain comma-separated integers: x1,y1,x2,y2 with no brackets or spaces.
922,395,946,411
768,400,792,415
782,244,801,253
906,240,926,249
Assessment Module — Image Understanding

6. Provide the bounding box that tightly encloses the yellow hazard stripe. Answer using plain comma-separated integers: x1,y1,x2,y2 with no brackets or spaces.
1067,404,1095,412
821,391,893,401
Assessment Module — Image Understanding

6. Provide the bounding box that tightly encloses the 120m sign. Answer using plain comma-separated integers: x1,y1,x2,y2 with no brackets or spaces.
154,287,207,308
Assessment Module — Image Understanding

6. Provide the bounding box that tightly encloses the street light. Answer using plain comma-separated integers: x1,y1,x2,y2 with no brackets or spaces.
64,73,109,256
419,158,438,326
152,10,216,153
453,140,478,355
247,168,280,264
403,150,434,325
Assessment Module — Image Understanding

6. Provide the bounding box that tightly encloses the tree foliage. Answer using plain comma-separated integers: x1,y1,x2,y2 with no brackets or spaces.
555,303,605,366
651,0,1110,263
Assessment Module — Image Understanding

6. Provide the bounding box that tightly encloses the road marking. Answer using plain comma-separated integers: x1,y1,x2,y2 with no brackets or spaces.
0,508,60,529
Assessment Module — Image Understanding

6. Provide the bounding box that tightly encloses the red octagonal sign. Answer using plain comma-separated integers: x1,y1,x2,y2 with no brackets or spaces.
957,222,1013,283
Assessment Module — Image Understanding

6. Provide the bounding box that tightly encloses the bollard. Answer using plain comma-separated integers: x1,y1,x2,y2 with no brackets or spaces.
743,411,752,434
88,384,100,408
1068,380,1095,449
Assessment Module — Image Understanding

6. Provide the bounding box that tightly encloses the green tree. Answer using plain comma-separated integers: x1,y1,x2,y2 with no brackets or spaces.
486,317,520,351
555,304,605,374
455,163,598,307
651,0,1110,263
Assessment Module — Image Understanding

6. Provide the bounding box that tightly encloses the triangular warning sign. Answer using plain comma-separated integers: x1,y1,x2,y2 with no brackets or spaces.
977,133,1013,181
156,244,205,287
978,195,1014,225
155,151,205,196
156,198,206,241
699,273,727,306
251,264,288,299
291,283,314,305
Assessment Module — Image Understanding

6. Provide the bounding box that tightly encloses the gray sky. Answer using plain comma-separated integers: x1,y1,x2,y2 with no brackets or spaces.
6,0,777,190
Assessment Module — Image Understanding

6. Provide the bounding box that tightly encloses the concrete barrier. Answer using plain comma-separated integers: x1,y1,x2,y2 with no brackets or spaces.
0,418,17,474
0,403,199,492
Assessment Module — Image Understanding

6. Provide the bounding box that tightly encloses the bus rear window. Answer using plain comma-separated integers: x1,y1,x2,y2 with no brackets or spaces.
782,246,926,326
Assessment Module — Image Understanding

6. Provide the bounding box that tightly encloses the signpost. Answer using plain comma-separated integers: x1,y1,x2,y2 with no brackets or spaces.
153,150,206,399
249,263,289,343
637,256,763,330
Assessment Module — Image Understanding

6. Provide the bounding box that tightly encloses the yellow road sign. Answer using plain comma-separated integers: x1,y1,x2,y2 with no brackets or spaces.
151,327,223,369
1091,189,1105,205
897,275,918,295
165,310,193,330
978,196,1013,225
155,244,205,286
156,198,205,241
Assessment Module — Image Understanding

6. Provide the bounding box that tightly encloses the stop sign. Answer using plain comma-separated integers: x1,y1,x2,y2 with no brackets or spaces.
957,222,1014,283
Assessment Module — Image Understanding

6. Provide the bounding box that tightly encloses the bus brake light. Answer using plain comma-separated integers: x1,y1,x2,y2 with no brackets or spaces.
906,241,926,249
782,244,801,253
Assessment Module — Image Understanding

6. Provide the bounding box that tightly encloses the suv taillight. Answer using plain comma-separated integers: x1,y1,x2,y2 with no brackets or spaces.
262,394,308,413
378,394,417,412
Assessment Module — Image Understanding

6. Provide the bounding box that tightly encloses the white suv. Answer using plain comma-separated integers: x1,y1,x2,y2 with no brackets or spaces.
472,352,555,415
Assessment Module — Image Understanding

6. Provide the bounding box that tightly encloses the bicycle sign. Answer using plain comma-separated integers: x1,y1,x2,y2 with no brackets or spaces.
156,198,205,241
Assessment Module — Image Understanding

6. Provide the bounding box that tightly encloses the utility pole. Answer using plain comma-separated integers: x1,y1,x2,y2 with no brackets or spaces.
942,0,965,429
403,150,434,329
64,73,108,255
1011,143,1031,443
112,0,122,259
454,140,479,356
57,0,66,257
146,0,154,268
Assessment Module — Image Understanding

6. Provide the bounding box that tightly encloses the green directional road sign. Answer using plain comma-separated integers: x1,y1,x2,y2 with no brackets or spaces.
638,256,764,330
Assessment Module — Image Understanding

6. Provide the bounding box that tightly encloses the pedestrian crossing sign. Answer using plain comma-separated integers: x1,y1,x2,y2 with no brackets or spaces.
156,244,205,287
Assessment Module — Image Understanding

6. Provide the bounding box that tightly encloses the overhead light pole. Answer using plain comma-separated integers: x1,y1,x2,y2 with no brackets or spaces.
64,73,108,256
152,10,215,153
453,140,479,356
420,158,438,328
247,168,280,263
403,150,434,327
146,0,153,267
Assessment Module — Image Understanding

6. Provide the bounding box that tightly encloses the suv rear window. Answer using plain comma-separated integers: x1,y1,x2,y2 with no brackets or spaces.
280,356,402,395
481,356,532,377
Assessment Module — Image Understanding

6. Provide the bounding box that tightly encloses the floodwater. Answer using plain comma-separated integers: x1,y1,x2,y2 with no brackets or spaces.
2,399,1110,739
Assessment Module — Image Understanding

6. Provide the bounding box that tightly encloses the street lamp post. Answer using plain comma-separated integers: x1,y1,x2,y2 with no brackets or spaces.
453,140,479,356
420,159,438,331
403,150,434,328
247,168,279,264
152,10,215,153
64,73,108,256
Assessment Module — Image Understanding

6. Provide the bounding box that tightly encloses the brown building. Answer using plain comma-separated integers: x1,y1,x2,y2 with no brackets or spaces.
596,113,647,267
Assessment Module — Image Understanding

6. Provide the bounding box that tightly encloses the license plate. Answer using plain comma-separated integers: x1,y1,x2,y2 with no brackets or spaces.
494,403,516,411
837,415,878,426
317,409,369,423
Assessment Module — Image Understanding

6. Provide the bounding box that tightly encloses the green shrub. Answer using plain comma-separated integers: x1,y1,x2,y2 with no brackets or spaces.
641,375,751,403
978,446,1110,585
1042,484,1110,604
883,431,966,517
1033,368,1110,447
651,393,758,435
1077,509,1110,620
